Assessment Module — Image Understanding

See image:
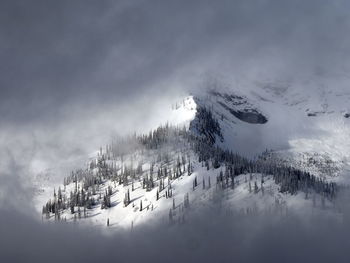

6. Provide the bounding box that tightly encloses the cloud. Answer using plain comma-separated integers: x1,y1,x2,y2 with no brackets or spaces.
1,0,350,124
1,197,350,263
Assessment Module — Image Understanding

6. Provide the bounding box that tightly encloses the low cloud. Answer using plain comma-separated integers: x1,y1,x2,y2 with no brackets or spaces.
1,198,350,263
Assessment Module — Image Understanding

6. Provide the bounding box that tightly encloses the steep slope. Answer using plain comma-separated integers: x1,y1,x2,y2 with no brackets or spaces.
191,78,350,184
37,77,350,229
38,95,338,229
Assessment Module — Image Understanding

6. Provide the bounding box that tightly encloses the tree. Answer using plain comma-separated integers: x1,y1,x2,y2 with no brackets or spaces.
124,189,130,207
254,181,259,194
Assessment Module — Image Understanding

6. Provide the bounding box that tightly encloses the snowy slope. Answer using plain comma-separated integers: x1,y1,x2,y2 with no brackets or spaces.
39,145,337,230
37,86,343,230
192,77,350,184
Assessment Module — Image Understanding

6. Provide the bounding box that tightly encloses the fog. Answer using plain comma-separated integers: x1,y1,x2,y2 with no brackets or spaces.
2,0,350,124
2,186,350,263
2,0,350,262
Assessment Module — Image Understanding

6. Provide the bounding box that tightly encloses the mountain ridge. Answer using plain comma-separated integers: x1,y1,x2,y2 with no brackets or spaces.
37,88,342,229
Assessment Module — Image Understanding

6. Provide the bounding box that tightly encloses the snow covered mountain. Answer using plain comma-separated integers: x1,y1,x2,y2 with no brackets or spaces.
37,79,348,230
192,77,350,183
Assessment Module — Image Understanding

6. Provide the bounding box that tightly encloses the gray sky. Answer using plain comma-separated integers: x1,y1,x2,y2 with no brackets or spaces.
2,0,350,125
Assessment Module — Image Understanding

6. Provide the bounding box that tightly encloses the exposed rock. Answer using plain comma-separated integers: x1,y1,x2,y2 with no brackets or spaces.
218,101,268,124
209,90,268,124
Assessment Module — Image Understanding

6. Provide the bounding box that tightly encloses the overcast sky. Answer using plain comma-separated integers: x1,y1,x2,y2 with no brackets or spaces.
2,0,350,125
2,1,350,262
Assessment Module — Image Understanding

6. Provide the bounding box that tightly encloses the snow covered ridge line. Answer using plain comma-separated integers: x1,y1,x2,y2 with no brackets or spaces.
41,117,337,228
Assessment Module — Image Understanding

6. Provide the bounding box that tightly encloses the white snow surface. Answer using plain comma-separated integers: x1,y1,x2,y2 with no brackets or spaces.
192,77,350,183
38,150,338,231
35,77,350,229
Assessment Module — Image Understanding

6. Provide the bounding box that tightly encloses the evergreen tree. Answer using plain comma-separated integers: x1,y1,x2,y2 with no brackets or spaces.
254,181,259,194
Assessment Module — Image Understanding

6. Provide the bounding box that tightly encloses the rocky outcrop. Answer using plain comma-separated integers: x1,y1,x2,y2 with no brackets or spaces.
217,101,268,124
209,90,268,124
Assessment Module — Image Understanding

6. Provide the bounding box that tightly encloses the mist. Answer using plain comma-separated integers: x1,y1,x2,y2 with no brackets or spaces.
2,0,350,124
2,192,350,263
